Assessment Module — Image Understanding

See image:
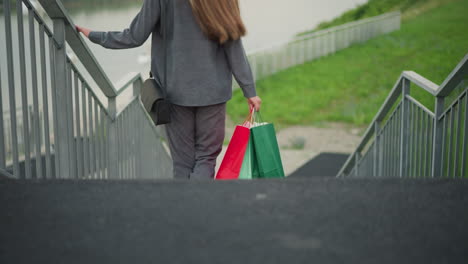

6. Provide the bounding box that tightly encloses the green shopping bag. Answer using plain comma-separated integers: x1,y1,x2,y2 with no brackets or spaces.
250,113,285,178
238,136,260,179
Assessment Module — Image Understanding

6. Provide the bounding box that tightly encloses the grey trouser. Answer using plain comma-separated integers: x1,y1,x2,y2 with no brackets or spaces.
165,103,226,179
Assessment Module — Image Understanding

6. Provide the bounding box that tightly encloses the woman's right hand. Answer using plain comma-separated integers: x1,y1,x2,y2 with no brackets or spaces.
247,96,262,111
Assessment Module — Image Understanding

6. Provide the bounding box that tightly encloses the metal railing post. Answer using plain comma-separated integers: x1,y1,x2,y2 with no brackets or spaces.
355,153,361,177
133,80,142,179
432,96,445,177
399,79,410,177
52,18,72,179
107,97,118,179
0,53,5,170
373,122,380,176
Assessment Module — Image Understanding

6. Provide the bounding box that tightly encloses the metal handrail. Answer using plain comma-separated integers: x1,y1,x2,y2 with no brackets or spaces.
436,54,468,96
37,0,122,98
247,11,401,55
295,11,401,41
34,0,151,117
337,53,468,178
243,11,401,88
1,0,172,179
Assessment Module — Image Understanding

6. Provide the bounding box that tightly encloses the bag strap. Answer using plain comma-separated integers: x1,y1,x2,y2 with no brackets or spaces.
149,0,168,98
161,0,168,98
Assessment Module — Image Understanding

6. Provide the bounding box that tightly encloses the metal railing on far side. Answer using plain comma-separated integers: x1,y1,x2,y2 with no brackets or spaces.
337,54,468,178
245,11,401,83
0,0,172,179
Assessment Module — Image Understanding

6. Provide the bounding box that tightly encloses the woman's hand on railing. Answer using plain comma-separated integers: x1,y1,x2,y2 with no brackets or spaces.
247,96,262,111
76,25,91,38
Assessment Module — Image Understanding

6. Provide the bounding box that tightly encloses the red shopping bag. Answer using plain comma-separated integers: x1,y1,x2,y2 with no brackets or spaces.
215,110,254,180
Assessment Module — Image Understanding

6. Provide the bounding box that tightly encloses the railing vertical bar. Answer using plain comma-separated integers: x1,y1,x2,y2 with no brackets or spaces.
453,100,462,178
373,122,379,176
447,108,455,178
28,9,42,179
400,80,410,177
88,92,95,178
133,104,137,179
0,52,5,169
388,111,393,177
133,82,142,179
428,117,434,177
129,108,133,179
390,110,395,176
129,106,133,179
115,114,119,179
354,153,359,177
92,99,98,179
40,25,52,179
423,111,428,177
116,114,121,179
395,105,401,176
48,31,59,179
125,109,130,179
391,113,396,176
74,74,83,179
461,95,468,178
413,107,418,177
398,104,403,176
381,125,386,177
393,106,398,176
440,113,448,177
384,120,389,177
100,108,105,179
107,97,118,179
408,102,414,177
99,108,105,179
133,104,138,179
122,110,127,179
66,61,77,178
82,85,89,178
396,106,402,176
384,120,390,177
134,104,140,179
128,107,133,179
17,0,32,179
4,0,20,177
419,108,425,177
94,100,101,179
424,114,432,177
432,97,445,177
98,108,104,179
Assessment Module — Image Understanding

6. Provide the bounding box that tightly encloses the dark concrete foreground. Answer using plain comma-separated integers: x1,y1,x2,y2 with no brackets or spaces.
1,178,468,264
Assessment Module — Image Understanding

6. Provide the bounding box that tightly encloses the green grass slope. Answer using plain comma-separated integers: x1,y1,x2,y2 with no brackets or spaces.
298,0,457,34
227,0,468,127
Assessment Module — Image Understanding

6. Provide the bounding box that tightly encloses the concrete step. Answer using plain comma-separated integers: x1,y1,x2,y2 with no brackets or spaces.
1,178,467,264
289,152,349,177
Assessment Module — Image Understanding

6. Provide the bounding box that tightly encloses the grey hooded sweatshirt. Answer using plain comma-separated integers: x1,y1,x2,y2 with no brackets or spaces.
88,0,256,107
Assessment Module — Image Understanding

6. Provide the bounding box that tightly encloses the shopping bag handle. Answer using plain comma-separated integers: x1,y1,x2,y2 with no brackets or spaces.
242,107,256,128
252,109,264,125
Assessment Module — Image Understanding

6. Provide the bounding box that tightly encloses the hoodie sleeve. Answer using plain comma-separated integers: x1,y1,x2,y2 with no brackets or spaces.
223,38,257,98
88,0,161,49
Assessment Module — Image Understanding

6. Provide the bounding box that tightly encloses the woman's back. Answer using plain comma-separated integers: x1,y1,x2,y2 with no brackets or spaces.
89,0,256,107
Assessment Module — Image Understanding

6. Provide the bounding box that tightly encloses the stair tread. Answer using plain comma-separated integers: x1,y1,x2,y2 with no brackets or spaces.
1,178,467,263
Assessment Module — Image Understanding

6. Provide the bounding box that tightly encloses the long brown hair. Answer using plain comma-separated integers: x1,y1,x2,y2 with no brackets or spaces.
189,0,247,44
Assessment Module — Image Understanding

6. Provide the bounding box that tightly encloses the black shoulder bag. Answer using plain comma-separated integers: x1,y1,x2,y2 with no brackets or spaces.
141,0,171,125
